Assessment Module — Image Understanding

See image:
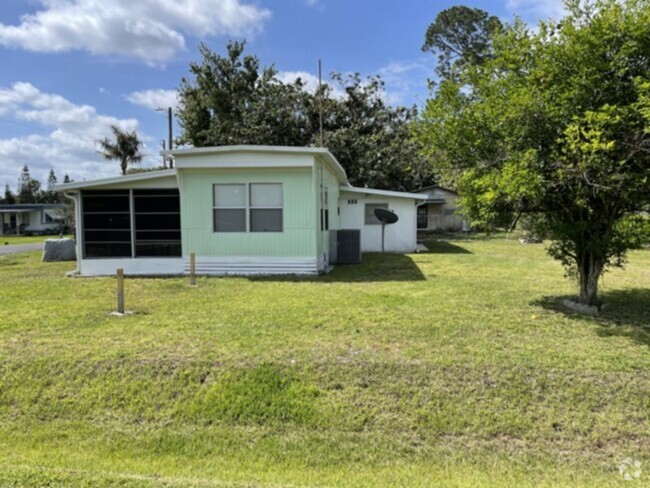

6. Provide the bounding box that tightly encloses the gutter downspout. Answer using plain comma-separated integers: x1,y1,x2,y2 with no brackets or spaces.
63,190,81,276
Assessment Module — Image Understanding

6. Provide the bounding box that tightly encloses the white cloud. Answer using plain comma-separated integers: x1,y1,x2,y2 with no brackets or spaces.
506,0,566,21
376,61,427,105
276,71,320,92
0,82,156,188
126,89,179,110
277,61,430,106
0,0,271,63
276,70,346,99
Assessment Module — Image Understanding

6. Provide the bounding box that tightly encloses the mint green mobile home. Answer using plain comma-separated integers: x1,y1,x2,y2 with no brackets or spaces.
58,146,427,276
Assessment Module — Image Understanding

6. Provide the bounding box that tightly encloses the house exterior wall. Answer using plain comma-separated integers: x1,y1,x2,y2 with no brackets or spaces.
0,208,62,234
420,189,465,231
25,210,59,232
80,258,184,276
338,191,418,253
315,158,340,269
177,166,319,274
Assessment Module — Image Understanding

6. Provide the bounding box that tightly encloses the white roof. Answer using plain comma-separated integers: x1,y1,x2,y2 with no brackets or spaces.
340,186,429,200
55,169,177,191
44,208,64,219
163,145,349,186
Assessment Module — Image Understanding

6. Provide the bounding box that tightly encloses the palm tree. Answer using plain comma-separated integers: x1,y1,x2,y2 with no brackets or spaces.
98,125,144,175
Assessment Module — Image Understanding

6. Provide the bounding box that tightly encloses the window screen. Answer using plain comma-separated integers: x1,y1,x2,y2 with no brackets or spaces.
214,184,246,232
212,183,283,233
82,189,181,259
364,203,389,225
133,189,181,257
82,190,132,258
250,183,282,232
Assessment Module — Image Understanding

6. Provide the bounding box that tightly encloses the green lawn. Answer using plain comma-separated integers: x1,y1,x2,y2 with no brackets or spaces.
1,234,71,245
1,236,649,487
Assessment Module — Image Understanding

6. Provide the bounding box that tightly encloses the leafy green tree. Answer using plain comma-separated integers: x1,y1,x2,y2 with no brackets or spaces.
422,6,502,82
177,41,312,148
17,165,43,203
323,73,434,190
177,42,435,190
416,0,650,306
4,184,16,204
98,125,144,176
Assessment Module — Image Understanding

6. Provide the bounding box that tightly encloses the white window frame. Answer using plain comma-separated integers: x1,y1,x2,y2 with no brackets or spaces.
249,183,283,233
213,183,248,233
212,183,283,233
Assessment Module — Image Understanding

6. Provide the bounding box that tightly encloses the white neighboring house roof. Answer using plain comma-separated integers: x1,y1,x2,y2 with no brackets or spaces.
415,185,459,195
43,208,64,220
340,186,429,200
55,169,178,191
163,145,349,186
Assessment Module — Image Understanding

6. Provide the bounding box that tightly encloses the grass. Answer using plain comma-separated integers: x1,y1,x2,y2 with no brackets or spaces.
1,234,71,245
0,236,649,486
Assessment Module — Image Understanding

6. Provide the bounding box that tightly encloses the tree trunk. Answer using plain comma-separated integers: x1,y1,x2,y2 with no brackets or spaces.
577,253,603,307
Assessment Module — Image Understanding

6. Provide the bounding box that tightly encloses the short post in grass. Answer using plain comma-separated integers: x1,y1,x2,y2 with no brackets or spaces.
116,268,125,314
189,252,196,286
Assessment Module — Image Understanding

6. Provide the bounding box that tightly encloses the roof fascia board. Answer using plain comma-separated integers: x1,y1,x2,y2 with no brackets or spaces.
341,186,429,200
55,169,177,191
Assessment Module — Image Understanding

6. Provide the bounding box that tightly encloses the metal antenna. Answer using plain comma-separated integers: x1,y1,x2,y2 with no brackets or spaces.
318,59,324,147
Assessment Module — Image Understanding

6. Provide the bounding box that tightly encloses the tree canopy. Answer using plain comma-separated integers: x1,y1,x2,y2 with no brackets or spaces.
17,165,44,203
177,41,434,191
422,6,502,82
415,0,650,306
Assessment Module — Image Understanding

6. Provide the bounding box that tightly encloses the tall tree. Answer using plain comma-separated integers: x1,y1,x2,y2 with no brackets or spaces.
177,42,435,190
422,6,502,82
46,169,59,203
4,184,16,204
17,165,43,203
98,126,144,176
177,41,312,148
416,0,650,306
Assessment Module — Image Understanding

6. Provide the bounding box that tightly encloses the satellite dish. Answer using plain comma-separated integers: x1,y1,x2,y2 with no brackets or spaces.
374,208,398,253
374,208,399,224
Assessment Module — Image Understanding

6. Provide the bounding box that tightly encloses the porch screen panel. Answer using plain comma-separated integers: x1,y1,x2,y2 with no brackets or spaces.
133,189,181,257
82,190,132,258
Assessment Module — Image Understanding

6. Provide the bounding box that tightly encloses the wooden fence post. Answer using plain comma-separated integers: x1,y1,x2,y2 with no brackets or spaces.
117,268,125,313
190,252,196,286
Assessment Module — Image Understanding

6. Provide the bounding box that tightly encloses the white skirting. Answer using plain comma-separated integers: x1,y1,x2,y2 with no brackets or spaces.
185,256,320,275
79,258,184,276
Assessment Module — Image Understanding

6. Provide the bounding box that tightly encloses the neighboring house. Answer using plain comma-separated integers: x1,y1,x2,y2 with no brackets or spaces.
0,203,65,236
56,145,427,276
414,186,466,232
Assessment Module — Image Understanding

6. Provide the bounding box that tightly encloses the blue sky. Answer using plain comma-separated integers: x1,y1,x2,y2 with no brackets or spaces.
0,0,565,189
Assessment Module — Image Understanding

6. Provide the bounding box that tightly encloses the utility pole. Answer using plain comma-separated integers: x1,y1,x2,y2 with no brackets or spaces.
156,106,174,169
318,60,324,147
160,140,167,169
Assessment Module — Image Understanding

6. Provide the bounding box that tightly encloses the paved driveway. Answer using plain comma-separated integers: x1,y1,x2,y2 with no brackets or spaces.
0,243,43,255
